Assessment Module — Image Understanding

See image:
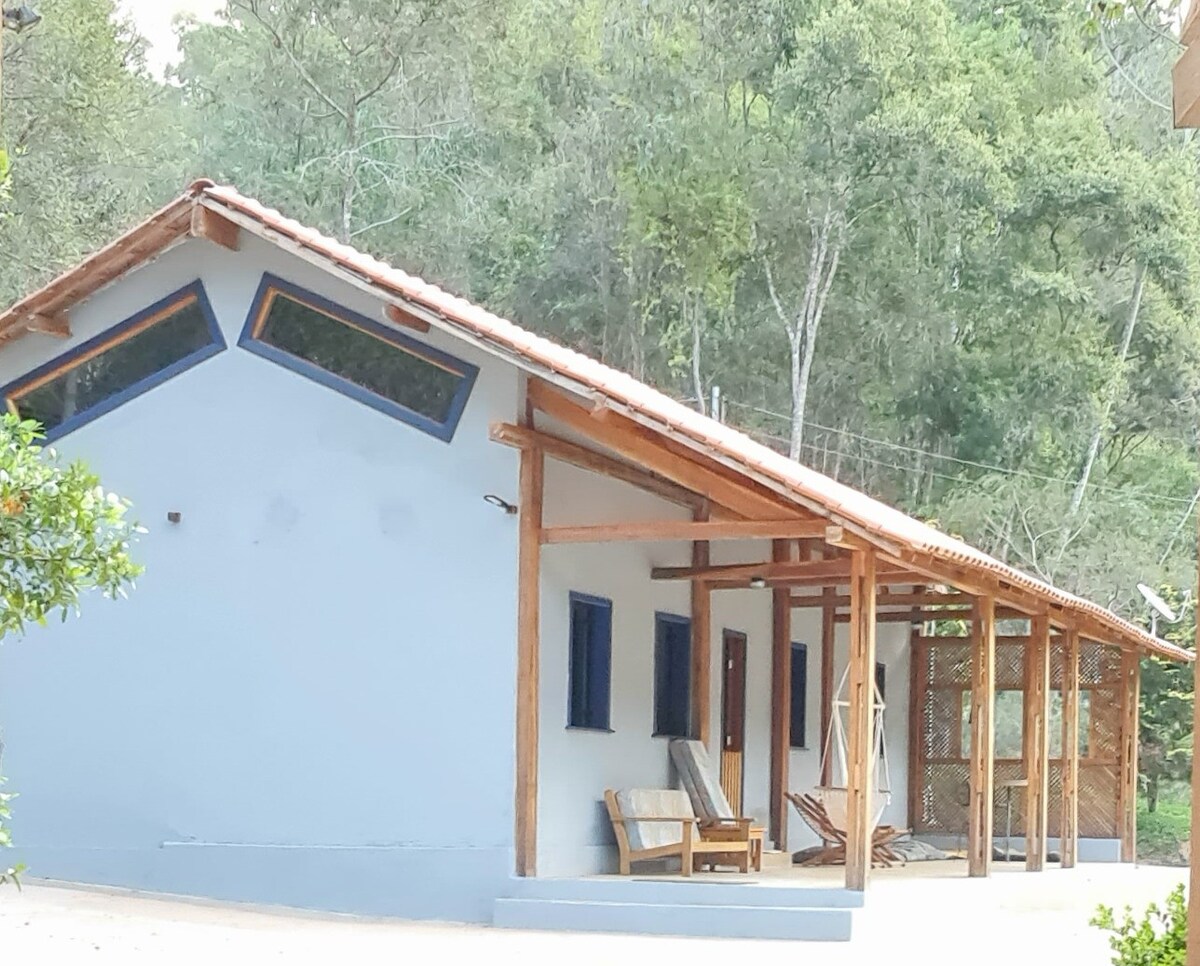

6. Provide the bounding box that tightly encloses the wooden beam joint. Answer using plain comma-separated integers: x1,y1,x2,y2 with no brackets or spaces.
190,204,241,251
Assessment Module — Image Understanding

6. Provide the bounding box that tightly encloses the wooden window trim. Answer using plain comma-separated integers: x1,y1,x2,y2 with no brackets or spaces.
239,273,479,443
2,281,226,441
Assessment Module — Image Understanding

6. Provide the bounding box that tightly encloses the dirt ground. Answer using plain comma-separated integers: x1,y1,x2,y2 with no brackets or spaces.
0,865,1186,965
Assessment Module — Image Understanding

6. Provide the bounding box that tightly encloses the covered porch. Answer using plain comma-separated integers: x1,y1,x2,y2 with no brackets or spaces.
490,374,1189,935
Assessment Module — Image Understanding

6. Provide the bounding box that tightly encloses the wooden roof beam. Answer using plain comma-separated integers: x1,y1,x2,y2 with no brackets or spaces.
541,518,828,545
190,204,241,251
385,303,432,334
528,378,796,520
24,312,70,338
654,557,920,586
489,421,710,513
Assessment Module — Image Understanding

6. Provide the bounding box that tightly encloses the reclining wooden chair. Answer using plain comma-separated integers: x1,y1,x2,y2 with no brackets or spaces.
669,739,764,871
786,791,905,867
605,789,752,876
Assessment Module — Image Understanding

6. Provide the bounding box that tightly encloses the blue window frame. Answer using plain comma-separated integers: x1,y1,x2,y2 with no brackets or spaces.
790,642,808,748
654,612,691,738
568,592,612,731
2,282,225,441
239,274,478,443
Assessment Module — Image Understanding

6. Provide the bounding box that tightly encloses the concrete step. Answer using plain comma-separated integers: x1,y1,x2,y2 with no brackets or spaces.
506,875,862,908
493,897,854,942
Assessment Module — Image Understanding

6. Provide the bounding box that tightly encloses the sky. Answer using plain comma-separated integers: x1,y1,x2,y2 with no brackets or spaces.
116,0,223,76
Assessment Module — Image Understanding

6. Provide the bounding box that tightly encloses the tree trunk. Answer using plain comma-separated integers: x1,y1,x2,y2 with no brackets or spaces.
339,103,358,244
1069,261,1147,514
762,205,844,462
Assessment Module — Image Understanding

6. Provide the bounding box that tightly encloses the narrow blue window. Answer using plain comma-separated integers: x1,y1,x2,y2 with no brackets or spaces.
2,282,226,441
568,592,612,731
654,612,691,738
239,274,478,442
790,642,808,748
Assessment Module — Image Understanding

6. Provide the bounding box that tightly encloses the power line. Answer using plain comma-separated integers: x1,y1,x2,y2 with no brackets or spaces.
725,398,1198,507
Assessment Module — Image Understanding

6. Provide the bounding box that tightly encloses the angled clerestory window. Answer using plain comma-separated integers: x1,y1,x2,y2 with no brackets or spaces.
2,282,226,440
239,275,479,442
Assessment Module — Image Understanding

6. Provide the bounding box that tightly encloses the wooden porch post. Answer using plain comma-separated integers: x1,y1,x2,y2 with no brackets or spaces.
769,539,794,851
1118,647,1141,864
1024,615,1051,872
819,554,836,786
689,508,712,746
906,605,926,846
967,596,996,878
1060,628,1081,870
845,549,877,892
514,444,544,877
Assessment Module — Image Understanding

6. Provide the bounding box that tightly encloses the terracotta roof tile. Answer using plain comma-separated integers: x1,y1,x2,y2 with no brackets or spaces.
0,181,1188,662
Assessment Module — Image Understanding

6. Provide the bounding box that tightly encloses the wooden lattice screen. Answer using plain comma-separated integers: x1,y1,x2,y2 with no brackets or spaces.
912,635,1123,839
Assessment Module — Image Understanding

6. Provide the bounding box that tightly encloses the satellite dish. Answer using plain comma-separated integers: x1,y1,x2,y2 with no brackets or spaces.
1138,583,1178,624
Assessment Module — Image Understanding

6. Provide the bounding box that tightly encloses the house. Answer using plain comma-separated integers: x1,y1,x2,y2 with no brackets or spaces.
0,181,1188,940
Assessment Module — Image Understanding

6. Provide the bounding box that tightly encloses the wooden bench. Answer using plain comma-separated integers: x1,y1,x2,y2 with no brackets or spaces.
605,789,753,875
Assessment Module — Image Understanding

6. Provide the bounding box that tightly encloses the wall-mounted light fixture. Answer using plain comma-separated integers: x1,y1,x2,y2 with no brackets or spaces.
484,494,518,515
749,576,767,590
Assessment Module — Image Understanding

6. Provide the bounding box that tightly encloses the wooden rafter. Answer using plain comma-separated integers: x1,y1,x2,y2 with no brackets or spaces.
652,557,916,584
385,303,432,334
541,518,827,545
528,378,795,519
25,313,70,338
793,590,967,609
490,421,707,512
189,204,241,251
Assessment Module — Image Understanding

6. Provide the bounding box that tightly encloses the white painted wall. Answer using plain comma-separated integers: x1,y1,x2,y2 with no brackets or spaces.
537,516,911,872
0,226,915,911
0,234,523,922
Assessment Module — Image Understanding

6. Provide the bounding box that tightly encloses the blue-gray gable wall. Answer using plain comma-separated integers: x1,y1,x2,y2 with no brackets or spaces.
0,235,522,921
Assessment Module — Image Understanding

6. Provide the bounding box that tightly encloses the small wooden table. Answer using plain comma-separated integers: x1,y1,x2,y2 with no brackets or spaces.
696,823,763,872
997,779,1028,861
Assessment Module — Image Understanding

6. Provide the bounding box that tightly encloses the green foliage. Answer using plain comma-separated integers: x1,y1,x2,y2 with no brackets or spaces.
3,0,1200,650
0,414,141,636
1092,885,1187,966
0,776,22,888
1137,788,1190,866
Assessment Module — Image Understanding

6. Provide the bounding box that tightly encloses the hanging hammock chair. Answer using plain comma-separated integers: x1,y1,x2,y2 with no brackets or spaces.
814,663,892,834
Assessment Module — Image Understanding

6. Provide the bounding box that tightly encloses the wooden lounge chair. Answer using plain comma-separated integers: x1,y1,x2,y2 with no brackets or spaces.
786,791,907,867
605,789,752,876
668,738,764,871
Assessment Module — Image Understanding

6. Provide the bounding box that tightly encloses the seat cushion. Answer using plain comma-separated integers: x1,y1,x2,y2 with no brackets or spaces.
670,738,734,820
617,788,695,851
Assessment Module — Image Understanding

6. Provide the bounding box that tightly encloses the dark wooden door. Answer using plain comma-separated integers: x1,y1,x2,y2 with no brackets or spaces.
720,629,748,814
